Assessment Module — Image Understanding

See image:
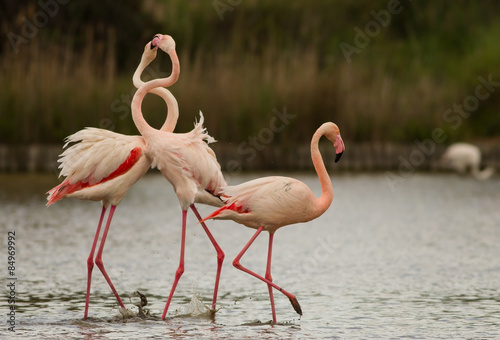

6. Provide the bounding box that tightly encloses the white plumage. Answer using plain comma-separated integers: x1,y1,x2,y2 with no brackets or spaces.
45,35,180,319
47,128,149,206
441,142,495,180
60,128,143,181
145,111,225,209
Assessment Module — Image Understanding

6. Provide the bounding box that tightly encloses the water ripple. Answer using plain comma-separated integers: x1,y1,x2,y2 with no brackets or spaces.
2,173,500,338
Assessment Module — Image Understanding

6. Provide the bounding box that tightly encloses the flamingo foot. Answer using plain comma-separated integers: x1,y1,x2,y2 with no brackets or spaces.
289,296,302,315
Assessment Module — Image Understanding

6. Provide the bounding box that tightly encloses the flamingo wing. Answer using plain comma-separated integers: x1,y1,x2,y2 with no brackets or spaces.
47,128,145,205
183,113,226,195
202,176,314,230
58,128,143,184
152,111,226,195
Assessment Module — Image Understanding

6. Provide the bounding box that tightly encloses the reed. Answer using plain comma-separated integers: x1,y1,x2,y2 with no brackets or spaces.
0,28,118,144
1,1,499,145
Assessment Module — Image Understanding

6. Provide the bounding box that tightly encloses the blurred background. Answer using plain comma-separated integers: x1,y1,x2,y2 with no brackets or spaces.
1,0,499,171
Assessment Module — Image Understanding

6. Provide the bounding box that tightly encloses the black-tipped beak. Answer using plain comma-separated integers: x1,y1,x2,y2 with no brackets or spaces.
150,35,161,49
335,151,343,163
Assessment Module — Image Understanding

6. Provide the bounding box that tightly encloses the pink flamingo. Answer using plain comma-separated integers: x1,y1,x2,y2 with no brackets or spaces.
131,34,226,320
46,37,178,319
201,122,345,323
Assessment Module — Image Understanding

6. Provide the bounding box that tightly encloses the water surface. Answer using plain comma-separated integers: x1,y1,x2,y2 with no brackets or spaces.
1,172,500,339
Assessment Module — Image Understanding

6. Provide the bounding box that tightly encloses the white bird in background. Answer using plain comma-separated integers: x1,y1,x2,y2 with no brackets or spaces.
46,38,178,319
441,142,495,180
132,34,226,320
201,122,345,324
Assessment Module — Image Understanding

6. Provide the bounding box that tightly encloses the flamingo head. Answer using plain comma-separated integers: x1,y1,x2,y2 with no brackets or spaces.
151,34,176,55
140,41,158,67
323,122,345,162
151,35,161,49
334,133,345,162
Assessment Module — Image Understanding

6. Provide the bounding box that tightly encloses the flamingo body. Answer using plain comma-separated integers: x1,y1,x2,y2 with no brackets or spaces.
203,122,345,232
45,36,180,319
47,128,149,207
144,112,226,209
204,176,323,232
441,142,495,179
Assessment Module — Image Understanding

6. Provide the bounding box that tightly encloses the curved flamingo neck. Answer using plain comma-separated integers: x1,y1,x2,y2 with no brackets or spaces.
132,49,180,137
132,54,179,133
310,125,334,216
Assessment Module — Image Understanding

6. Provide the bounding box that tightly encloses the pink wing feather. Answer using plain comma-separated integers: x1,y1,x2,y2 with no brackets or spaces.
46,128,145,206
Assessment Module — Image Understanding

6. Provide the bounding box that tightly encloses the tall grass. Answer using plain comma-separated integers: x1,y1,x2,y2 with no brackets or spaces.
1,1,499,145
0,28,118,144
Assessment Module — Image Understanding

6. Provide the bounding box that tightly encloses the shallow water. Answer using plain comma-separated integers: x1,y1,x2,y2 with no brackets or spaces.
1,172,500,339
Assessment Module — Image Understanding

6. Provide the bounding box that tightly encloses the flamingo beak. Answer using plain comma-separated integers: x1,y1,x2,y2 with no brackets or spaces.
150,34,161,49
335,151,343,163
334,134,345,163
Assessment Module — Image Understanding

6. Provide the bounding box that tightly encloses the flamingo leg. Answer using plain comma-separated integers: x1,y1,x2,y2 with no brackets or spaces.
94,205,125,309
232,226,302,322
84,205,107,319
162,209,187,320
190,204,225,311
265,232,276,324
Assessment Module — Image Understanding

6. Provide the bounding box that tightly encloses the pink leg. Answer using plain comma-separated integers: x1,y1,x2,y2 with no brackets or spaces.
84,206,107,319
232,227,302,322
162,209,188,320
191,204,225,310
265,232,276,324
94,205,125,309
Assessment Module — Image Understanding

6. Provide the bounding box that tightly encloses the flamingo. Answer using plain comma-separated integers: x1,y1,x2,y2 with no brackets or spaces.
200,122,345,323
46,37,179,319
131,34,227,320
441,143,495,180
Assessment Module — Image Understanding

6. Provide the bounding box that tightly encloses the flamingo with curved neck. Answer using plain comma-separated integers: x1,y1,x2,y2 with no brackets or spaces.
132,34,227,319
201,122,345,323
46,37,180,319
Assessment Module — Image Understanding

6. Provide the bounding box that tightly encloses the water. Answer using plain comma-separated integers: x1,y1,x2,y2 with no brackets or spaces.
1,172,500,339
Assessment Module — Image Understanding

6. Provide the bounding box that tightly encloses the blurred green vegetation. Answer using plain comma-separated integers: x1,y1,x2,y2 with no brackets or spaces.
1,0,499,145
